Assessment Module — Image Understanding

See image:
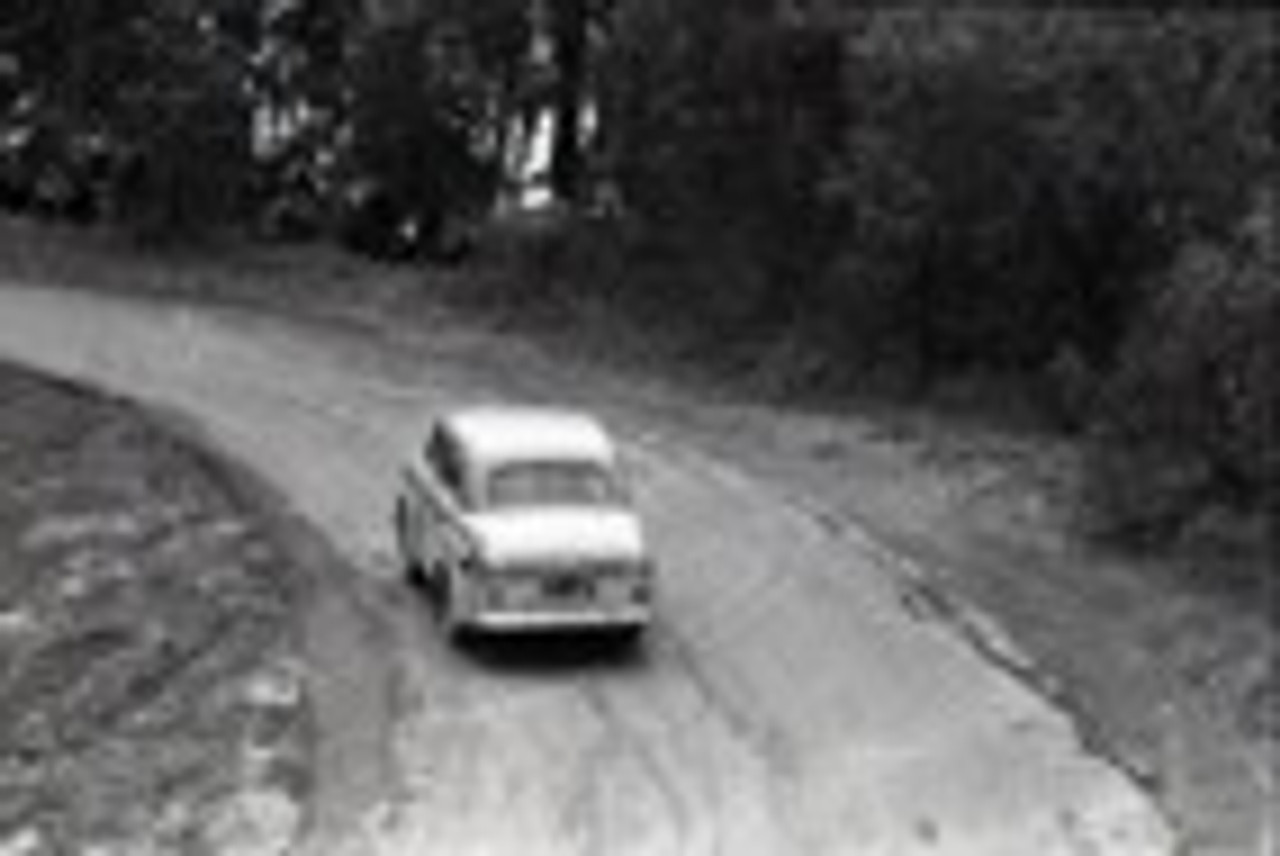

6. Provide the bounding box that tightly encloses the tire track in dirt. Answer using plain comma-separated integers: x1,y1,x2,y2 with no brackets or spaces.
0,284,1176,855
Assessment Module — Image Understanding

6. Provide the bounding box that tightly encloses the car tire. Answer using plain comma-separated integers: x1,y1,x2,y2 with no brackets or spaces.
439,571,475,644
395,498,425,586
441,594,465,643
609,625,645,655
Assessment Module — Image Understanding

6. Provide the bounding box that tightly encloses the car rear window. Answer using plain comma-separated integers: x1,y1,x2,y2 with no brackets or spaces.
485,460,624,510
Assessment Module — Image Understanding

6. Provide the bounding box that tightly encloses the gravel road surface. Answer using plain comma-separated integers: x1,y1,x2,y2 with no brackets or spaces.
0,283,1175,856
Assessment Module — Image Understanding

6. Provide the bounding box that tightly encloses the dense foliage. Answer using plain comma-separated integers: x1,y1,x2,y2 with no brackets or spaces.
1,3,1275,547
591,7,1277,548
0,0,261,234
1084,193,1277,545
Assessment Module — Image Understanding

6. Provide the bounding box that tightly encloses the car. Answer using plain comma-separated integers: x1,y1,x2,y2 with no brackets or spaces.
395,406,654,641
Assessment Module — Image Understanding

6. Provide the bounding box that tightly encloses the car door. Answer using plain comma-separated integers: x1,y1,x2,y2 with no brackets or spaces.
412,426,472,574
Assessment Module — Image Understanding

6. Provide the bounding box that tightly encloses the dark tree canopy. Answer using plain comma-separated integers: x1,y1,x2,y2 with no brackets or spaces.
1,2,1275,541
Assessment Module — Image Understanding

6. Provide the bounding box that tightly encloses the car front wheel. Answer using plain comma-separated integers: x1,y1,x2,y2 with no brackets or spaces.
439,576,466,642
395,497,425,585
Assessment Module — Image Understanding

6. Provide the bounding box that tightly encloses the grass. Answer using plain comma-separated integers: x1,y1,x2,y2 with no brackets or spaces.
0,362,309,854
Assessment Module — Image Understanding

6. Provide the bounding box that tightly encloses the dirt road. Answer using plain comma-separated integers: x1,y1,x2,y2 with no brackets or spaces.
0,283,1176,856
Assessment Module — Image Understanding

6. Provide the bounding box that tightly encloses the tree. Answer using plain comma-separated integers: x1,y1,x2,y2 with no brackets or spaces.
0,0,264,235
599,0,847,327
107,1,261,236
343,16,503,257
546,0,588,202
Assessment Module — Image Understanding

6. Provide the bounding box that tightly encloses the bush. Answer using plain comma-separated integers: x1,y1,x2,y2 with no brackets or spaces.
1083,197,1278,547
597,8,1274,402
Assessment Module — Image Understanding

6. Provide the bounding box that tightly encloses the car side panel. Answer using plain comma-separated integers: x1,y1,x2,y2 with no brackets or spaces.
402,463,461,570
399,467,425,569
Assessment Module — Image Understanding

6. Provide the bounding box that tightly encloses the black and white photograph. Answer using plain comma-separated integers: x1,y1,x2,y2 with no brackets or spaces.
0,2,1275,854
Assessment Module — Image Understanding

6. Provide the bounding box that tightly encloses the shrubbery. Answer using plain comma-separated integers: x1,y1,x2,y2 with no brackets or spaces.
1083,195,1277,548
4,3,1273,552
537,8,1277,551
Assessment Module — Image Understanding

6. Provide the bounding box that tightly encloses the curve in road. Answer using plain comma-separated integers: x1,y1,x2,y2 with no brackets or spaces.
0,284,1175,856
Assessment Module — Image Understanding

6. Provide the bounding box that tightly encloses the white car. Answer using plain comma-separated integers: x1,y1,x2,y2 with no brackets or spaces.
395,406,654,640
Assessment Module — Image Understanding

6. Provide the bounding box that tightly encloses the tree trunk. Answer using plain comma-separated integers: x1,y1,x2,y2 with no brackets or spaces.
548,0,587,204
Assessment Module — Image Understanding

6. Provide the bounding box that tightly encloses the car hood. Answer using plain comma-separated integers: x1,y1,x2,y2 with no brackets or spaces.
464,509,647,568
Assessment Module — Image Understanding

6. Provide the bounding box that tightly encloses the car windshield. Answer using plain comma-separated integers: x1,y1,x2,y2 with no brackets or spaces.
485,460,623,510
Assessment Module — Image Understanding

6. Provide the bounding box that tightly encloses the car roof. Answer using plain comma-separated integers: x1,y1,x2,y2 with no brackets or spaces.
440,406,617,468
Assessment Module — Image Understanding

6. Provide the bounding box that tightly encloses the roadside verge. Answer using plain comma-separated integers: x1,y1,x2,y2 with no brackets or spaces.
0,361,310,855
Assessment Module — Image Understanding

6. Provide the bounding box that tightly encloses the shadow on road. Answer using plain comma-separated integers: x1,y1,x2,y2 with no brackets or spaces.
458,629,650,674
